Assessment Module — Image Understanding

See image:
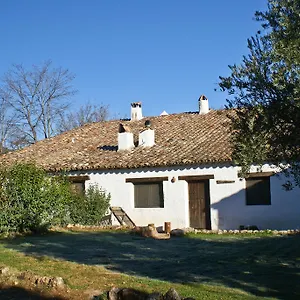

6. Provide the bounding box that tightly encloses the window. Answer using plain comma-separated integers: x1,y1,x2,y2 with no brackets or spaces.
134,182,164,208
126,177,167,208
71,182,85,195
68,175,89,196
246,177,271,205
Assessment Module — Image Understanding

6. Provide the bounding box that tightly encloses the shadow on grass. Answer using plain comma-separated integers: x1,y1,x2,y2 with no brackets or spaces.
0,284,66,299
1,231,300,299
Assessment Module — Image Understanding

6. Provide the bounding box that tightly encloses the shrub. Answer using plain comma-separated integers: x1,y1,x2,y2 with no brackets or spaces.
0,163,111,233
0,163,73,233
69,183,110,225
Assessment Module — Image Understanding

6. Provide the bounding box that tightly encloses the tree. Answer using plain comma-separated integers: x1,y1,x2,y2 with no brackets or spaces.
0,96,18,153
256,0,300,68
57,102,109,133
0,60,76,145
219,0,300,185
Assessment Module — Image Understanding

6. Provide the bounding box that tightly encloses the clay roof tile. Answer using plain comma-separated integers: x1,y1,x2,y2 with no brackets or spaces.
0,110,233,171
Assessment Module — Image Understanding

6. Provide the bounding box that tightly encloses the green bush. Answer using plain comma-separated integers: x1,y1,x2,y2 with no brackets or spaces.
0,163,111,233
0,163,73,233
69,183,110,225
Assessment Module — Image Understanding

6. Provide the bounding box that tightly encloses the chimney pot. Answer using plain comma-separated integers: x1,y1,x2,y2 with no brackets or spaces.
131,102,143,121
118,123,134,151
198,95,209,114
144,120,151,128
139,126,155,147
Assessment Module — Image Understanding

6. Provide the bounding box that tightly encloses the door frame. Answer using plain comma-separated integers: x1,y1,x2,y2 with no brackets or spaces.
179,175,213,229
189,179,211,229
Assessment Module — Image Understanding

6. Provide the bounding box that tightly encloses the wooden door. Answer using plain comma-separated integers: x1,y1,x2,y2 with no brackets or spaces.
188,181,210,229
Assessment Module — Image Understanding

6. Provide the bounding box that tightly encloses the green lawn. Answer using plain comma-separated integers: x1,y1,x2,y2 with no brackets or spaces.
0,230,299,299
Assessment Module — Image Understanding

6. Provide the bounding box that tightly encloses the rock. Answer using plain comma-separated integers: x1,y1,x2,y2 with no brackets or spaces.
39,276,54,286
164,288,181,300
183,227,195,233
132,225,170,240
147,292,163,300
108,287,151,300
35,276,49,286
33,275,65,289
119,288,150,299
50,276,65,289
17,271,35,282
108,287,120,300
0,266,10,275
107,287,195,300
170,229,185,237
156,226,164,233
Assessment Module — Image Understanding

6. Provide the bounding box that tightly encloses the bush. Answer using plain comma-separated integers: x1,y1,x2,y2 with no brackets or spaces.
69,184,110,225
0,163,74,233
0,163,111,233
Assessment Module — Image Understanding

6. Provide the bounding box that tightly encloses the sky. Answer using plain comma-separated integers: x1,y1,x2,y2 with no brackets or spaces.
0,0,268,119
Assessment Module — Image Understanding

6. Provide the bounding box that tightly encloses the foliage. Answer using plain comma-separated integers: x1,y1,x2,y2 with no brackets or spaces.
219,0,300,183
255,0,300,67
69,183,110,225
0,163,73,233
0,163,111,233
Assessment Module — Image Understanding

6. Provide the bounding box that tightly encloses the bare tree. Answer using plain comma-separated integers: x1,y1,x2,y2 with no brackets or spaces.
57,102,109,133
0,96,18,153
0,60,76,145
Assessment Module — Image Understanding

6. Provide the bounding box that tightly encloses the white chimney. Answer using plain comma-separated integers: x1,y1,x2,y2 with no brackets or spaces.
198,95,209,114
139,120,155,147
118,124,134,151
131,102,143,121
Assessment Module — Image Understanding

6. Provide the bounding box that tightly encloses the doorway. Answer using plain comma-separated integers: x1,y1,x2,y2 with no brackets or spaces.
188,180,211,229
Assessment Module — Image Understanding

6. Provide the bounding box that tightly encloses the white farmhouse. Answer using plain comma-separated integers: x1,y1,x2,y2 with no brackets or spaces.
1,97,300,230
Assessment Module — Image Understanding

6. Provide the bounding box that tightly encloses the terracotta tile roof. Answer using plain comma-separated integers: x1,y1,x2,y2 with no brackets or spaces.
0,110,233,172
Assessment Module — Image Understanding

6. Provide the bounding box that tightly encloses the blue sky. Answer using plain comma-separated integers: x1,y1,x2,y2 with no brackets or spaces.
0,0,267,118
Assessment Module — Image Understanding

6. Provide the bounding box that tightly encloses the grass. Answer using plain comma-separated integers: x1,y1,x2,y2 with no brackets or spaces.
0,229,299,299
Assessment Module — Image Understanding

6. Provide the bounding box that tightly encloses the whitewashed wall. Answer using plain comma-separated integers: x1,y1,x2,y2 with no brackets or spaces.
70,164,300,230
